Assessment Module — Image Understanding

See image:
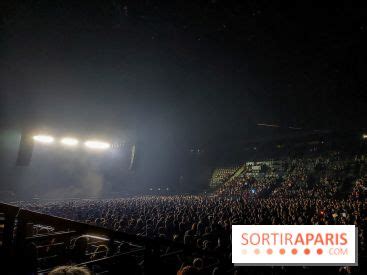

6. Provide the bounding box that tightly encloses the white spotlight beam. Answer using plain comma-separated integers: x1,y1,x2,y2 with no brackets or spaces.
84,140,111,150
61,137,79,146
33,135,54,143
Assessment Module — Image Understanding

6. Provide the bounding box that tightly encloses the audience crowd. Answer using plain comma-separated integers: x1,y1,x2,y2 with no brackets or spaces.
15,153,367,274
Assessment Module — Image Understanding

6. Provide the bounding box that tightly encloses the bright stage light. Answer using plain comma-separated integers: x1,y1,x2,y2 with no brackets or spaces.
33,135,54,143
84,140,111,149
61,137,79,146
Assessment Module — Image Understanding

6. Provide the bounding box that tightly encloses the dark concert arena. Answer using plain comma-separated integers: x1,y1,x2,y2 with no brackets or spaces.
1,1,367,274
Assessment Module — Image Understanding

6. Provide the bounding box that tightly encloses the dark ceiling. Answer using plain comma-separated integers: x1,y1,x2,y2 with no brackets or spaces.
1,0,366,146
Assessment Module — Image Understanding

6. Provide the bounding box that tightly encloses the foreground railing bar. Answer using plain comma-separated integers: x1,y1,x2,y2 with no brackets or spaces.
26,230,78,241
0,202,20,215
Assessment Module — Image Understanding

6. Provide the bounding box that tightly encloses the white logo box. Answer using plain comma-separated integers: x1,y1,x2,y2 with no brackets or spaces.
232,225,357,266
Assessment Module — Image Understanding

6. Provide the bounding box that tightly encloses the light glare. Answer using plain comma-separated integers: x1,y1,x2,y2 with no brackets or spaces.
61,137,79,146
84,140,110,149
33,135,54,143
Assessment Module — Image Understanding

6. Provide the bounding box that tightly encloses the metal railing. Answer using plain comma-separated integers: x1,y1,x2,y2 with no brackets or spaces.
0,202,221,274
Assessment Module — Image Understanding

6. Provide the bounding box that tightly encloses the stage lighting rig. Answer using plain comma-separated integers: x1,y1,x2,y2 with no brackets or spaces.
60,137,79,146
84,140,111,150
32,135,55,144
